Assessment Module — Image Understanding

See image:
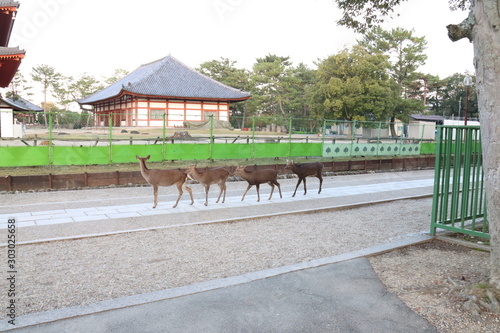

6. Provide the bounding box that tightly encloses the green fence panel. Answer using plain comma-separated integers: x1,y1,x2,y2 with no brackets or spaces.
112,145,163,163
322,143,421,158
430,126,488,238
52,146,109,165
323,144,352,157
0,146,50,167
420,143,436,155
212,143,252,159
165,144,210,160
253,143,289,158
289,143,322,157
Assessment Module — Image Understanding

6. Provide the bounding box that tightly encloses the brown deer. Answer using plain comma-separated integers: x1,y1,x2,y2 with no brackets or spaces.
234,165,282,202
285,160,323,197
185,165,229,206
136,155,194,208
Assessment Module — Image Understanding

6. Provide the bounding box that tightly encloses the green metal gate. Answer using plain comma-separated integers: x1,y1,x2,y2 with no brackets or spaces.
430,126,489,238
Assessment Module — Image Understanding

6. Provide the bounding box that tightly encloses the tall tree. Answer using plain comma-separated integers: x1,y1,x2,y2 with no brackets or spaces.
333,0,500,289
358,26,427,135
31,64,62,126
285,63,318,119
316,46,395,125
251,54,293,116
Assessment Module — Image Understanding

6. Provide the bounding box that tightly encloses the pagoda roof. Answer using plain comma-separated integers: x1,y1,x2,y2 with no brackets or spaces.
0,1,19,46
79,55,251,105
0,46,25,87
0,96,42,112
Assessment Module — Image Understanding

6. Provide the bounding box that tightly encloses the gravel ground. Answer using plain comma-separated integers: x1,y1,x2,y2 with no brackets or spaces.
6,198,432,317
2,196,499,332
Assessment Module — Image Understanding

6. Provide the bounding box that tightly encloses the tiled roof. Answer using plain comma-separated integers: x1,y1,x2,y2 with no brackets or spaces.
79,55,251,104
0,1,19,9
0,46,24,56
1,96,43,111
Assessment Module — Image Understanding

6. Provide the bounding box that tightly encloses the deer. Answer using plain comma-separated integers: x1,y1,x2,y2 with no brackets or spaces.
285,160,324,197
185,165,229,206
233,165,282,202
136,155,194,208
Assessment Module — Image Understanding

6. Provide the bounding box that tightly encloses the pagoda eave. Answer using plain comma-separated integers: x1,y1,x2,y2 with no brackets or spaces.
0,53,24,87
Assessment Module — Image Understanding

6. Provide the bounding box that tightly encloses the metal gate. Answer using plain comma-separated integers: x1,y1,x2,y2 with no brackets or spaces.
430,125,489,238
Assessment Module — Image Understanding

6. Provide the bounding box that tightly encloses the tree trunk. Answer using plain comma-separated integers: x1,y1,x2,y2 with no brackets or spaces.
389,116,397,137
472,0,500,288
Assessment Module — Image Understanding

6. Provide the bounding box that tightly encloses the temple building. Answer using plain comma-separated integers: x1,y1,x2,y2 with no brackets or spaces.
0,1,24,88
78,55,251,127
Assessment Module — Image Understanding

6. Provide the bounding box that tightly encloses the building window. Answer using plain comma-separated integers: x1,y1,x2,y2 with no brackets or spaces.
150,109,165,120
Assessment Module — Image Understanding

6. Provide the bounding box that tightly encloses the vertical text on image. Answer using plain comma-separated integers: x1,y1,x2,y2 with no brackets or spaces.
6,218,17,326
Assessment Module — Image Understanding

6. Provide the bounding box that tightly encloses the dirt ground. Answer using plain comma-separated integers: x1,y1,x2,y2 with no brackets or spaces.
369,240,500,333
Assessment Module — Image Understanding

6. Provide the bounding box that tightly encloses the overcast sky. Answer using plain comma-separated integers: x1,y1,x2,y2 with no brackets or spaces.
9,0,474,92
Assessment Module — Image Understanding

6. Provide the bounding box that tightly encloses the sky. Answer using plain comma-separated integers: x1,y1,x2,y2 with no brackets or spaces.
6,0,474,101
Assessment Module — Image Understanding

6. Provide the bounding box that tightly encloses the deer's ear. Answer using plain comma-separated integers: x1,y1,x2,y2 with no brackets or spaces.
146,155,151,160
136,155,139,159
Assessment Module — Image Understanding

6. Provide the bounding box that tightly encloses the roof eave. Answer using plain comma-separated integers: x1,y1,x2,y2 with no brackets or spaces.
80,90,251,106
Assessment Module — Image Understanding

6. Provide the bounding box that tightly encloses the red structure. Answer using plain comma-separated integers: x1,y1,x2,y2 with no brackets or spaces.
78,55,251,127
0,1,25,88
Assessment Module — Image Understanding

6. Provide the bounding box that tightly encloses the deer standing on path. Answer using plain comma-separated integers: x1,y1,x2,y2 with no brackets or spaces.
285,160,323,197
136,155,194,208
234,165,282,202
185,165,229,206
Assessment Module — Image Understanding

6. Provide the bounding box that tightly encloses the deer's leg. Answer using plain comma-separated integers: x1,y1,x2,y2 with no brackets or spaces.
222,182,227,203
173,182,183,208
204,184,210,206
302,177,307,195
292,178,302,197
317,174,323,194
274,180,282,198
183,184,194,205
152,185,159,208
216,182,226,204
267,181,274,200
241,184,252,201
255,184,261,202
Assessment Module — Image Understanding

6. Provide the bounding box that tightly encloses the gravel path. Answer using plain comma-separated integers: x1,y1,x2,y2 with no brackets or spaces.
6,197,432,318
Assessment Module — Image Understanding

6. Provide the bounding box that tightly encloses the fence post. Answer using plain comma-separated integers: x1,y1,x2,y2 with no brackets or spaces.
350,121,356,157
48,112,54,165
321,120,326,144
108,113,113,164
251,116,256,159
430,126,443,235
377,121,382,157
162,113,166,161
209,115,214,160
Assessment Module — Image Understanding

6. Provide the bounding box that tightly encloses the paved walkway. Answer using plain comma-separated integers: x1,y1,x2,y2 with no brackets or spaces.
1,170,439,332
0,176,434,229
